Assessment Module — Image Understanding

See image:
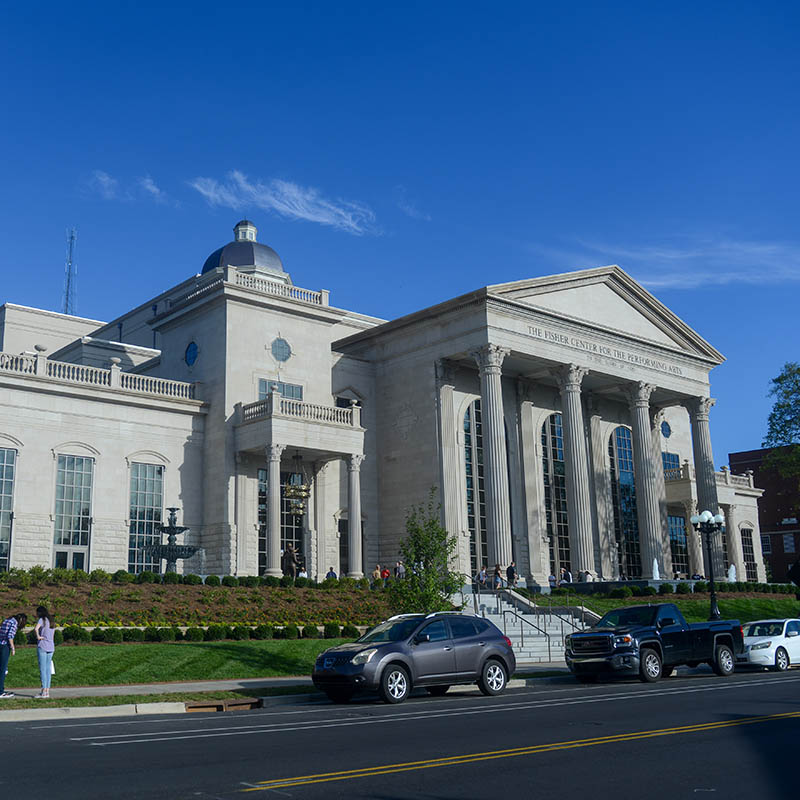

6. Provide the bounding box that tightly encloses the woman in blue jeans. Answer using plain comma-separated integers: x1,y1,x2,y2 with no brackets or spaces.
34,606,55,699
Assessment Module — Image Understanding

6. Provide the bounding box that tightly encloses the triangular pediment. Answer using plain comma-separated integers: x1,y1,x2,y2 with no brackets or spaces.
488,266,723,361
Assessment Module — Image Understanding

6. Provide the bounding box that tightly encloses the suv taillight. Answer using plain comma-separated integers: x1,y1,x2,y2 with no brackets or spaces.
503,636,512,648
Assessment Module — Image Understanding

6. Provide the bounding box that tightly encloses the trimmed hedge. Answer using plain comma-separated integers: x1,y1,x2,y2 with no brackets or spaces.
323,623,341,639
104,628,124,643
182,573,203,585
282,624,300,640
204,575,221,586
221,575,239,588
184,627,204,642
341,624,360,639
113,569,135,584
302,625,320,638
122,628,145,642
162,572,181,584
658,583,674,595
609,586,633,599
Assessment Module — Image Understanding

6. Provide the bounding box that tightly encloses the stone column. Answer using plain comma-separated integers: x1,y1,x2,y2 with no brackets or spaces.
347,454,365,578
471,344,513,568
555,363,594,575
435,360,462,569
649,406,672,577
681,500,704,577
721,503,745,581
685,397,723,574
626,382,663,578
265,444,285,577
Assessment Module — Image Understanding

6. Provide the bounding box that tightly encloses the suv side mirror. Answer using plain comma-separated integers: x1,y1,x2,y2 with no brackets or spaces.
659,617,676,628
787,630,799,638
415,633,431,644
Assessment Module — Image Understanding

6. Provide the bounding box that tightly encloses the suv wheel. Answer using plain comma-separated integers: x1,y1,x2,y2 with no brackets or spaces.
711,644,735,677
639,648,662,682
478,659,507,696
380,665,410,704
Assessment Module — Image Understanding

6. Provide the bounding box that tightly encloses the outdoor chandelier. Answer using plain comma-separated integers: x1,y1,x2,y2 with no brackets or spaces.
284,451,311,516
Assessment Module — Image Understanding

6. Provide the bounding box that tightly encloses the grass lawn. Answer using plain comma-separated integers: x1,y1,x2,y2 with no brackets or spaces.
579,594,800,623
3,638,347,689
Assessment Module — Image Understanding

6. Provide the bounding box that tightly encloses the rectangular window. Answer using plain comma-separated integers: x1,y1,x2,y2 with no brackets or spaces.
127,463,164,573
668,515,689,577
760,534,772,555
662,452,681,479
256,469,310,575
783,533,795,554
258,379,303,401
0,448,17,571
53,455,94,570
741,528,758,581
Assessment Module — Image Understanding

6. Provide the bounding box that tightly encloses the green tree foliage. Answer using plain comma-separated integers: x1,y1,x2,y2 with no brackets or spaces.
389,489,465,613
762,362,800,503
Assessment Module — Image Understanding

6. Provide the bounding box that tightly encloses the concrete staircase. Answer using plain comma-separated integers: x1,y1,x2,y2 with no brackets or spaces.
460,586,599,665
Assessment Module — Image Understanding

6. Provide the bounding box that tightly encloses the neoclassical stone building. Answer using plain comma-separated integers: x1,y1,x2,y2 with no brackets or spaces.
0,220,765,584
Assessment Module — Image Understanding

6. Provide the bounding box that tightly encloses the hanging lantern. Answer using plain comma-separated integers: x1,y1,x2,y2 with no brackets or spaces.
284,451,311,516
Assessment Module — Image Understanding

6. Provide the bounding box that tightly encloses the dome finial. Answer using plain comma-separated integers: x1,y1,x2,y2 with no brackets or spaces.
234,219,257,242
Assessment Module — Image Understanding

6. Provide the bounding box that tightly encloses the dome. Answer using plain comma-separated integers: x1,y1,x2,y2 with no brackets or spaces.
201,220,288,282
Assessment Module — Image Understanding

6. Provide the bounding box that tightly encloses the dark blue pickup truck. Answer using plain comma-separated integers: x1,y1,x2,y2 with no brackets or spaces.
565,603,744,683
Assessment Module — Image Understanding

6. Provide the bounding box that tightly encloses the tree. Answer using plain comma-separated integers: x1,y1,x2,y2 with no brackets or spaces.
762,361,800,507
388,489,465,613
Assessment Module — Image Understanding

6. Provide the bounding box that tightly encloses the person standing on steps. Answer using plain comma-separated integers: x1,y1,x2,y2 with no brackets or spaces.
0,612,27,699
34,606,56,699
506,561,518,589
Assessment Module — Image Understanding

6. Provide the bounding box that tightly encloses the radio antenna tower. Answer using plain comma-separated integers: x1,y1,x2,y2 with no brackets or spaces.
63,228,77,315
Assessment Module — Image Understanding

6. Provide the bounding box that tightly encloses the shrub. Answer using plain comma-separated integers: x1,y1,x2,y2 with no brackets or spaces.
221,575,239,587
272,626,285,639
144,626,160,642
323,623,341,639
104,628,124,643
675,582,692,594
162,572,181,585
241,575,260,588
341,624,360,639
26,629,38,645
609,586,633,599
658,583,674,595
28,565,51,585
302,625,320,638
182,573,203,586
716,582,729,593
113,569,135,584
69,569,90,584
251,624,273,640
321,577,338,590
261,576,280,587
50,567,74,585
204,575,221,586
122,627,145,642
641,586,658,596
172,627,184,641
280,575,295,588
184,627,204,642
231,626,250,640
204,625,225,641
63,625,91,643
693,581,708,593
89,569,112,584
14,627,28,646
91,628,106,642
156,627,175,642
338,576,356,590
136,571,158,584
629,585,644,596
357,577,371,591
53,630,64,646
282,624,299,639
294,577,308,588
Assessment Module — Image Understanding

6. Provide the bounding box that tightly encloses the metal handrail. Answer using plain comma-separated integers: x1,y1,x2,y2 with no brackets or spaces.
501,609,552,662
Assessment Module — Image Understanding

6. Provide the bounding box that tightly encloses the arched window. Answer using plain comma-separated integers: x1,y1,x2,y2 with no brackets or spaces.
464,400,487,574
609,426,641,578
541,413,569,575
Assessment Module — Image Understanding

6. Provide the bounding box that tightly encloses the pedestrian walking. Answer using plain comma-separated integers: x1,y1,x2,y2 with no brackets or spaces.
34,605,56,699
326,567,338,579
0,612,27,699
506,561,518,588
394,561,406,579
371,564,382,588
380,565,391,587
493,564,503,590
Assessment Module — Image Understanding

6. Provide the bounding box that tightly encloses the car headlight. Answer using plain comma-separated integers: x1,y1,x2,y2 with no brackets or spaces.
614,635,633,646
751,641,772,651
351,648,377,665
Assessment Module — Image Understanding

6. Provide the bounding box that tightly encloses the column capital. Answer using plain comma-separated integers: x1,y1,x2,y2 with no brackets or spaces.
626,381,656,409
435,359,457,388
553,363,588,393
684,396,716,419
649,405,667,428
349,453,366,471
267,443,286,462
471,343,510,374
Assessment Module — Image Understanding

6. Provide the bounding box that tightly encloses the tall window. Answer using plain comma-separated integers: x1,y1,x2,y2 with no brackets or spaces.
668,515,689,576
464,400,487,574
741,528,758,581
609,427,641,578
128,463,164,573
53,455,94,571
542,413,569,575
761,534,772,555
258,380,303,401
257,468,307,574
662,452,681,479
0,448,16,571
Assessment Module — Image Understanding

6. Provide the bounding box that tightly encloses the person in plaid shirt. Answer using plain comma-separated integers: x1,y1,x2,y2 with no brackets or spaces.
0,613,27,698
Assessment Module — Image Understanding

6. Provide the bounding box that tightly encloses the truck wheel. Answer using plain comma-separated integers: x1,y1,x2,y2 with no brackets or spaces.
478,659,508,696
639,648,662,682
774,647,790,672
712,644,735,676
380,665,410,704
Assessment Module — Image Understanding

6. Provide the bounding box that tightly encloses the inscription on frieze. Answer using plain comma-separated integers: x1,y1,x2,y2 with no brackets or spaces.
526,325,684,377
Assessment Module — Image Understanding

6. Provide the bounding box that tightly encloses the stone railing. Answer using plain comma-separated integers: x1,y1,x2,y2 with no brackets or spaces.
232,271,329,306
239,393,359,427
663,460,755,489
0,350,197,402
168,277,225,308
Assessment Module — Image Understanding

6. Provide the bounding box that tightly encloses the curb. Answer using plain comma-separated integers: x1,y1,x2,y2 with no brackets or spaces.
0,702,185,723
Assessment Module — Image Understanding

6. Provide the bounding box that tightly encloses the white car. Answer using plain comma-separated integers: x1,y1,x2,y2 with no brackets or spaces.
738,619,800,671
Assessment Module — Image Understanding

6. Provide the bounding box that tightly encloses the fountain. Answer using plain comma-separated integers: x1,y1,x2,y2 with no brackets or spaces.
142,507,200,573
727,564,737,583
652,558,660,581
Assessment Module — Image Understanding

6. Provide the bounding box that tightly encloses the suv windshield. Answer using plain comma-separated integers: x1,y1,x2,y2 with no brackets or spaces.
358,618,422,643
595,607,658,629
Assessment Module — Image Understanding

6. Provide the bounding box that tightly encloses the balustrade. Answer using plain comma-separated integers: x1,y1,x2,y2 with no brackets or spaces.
240,396,356,426
0,353,36,374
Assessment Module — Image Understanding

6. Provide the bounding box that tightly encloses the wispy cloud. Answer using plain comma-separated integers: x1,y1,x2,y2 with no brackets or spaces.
88,170,119,200
85,171,174,205
528,236,800,290
137,175,169,204
394,184,431,221
189,170,377,235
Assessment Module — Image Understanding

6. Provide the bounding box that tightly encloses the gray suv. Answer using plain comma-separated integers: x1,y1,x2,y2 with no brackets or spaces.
312,612,516,704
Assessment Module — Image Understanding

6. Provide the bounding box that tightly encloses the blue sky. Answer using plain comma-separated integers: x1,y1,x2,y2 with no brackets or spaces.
2,1,798,463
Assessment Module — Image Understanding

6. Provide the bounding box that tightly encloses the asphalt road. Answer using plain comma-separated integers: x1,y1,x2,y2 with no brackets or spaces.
3,669,799,799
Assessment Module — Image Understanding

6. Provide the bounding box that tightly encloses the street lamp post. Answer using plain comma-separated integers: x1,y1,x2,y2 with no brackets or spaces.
690,509,725,621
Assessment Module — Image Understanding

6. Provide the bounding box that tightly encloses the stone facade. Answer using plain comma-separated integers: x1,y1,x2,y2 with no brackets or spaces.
0,221,765,583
